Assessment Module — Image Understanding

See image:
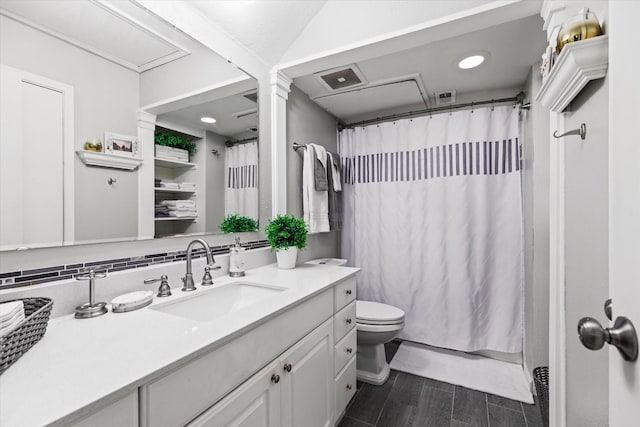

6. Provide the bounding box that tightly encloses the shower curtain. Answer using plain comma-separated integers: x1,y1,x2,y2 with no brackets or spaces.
225,141,259,220
340,106,523,353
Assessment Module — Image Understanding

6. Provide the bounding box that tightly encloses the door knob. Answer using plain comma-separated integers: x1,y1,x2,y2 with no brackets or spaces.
577,316,638,361
271,374,280,384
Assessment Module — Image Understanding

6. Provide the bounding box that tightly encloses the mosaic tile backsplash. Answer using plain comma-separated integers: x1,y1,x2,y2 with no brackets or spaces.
0,240,270,289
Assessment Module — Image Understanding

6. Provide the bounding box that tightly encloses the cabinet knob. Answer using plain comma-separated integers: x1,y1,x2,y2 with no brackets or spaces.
346,318,352,324
271,374,280,384
346,347,353,354
346,289,352,295
346,384,353,390
283,363,292,373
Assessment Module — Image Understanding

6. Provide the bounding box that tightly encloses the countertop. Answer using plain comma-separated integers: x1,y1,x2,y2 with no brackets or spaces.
0,263,359,427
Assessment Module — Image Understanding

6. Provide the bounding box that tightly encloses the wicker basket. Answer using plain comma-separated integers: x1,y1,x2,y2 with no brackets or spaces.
533,366,549,427
0,297,53,375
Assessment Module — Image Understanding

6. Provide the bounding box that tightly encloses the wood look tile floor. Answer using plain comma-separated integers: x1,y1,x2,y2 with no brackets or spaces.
338,341,544,427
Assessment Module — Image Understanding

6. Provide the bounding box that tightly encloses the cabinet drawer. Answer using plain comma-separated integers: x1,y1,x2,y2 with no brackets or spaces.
335,357,357,419
334,277,356,311
334,327,356,376
333,301,356,344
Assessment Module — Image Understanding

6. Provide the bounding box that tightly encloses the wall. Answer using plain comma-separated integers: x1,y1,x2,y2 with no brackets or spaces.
204,131,227,233
286,85,340,262
522,66,550,377
0,16,140,243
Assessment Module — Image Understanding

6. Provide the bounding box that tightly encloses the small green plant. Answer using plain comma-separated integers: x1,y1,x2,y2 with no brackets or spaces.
265,215,307,251
219,214,259,233
155,132,198,155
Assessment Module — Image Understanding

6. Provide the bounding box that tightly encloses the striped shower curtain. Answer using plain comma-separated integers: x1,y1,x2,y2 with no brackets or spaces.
224,141,259,221
340,106,523,353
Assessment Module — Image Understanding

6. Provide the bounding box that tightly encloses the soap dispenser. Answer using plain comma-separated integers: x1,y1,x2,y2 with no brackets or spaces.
229,237,246,277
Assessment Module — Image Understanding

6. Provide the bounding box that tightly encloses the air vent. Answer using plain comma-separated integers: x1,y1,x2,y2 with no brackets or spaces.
314,64,368,92
435,90,456,105
232,108,258,119
243,91,258,103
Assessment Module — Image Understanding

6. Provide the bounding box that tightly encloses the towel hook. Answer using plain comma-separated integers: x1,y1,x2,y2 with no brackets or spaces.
107,178,117,185
553,123,586,140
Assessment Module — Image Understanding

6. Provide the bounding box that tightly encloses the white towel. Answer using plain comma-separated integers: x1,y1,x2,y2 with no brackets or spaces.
161,200,195,208
0,301,25,338
303,145,330,233
169,211,197,218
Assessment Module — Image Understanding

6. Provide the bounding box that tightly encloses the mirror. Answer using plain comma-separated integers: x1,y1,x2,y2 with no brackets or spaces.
0,0,259,250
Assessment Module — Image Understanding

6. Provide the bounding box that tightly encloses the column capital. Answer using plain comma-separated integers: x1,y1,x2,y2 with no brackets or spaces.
136,110,157,130
270,70,293,100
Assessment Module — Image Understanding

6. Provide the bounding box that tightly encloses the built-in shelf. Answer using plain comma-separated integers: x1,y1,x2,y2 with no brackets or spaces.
154,217,197,221
154,188,196,194
154,157,196,169
76,151,143,170
536,35,608,113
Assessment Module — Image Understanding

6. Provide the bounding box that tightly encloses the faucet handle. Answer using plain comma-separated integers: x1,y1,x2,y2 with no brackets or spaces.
144,275,172,297
201,266,215,286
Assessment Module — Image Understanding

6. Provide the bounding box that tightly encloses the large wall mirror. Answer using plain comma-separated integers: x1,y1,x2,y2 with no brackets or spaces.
0,0,259,251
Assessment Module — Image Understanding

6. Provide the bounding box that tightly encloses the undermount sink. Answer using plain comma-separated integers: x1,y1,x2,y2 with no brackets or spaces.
151,282,286,322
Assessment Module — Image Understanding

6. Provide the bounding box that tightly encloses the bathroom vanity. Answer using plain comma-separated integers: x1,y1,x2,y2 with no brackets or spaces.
0,263,358,427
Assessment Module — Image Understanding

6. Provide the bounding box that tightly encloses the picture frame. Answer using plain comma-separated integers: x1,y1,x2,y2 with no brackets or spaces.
104,132,139,158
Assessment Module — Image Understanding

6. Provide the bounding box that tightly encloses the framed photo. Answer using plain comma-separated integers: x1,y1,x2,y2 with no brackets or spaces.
104,132,139,158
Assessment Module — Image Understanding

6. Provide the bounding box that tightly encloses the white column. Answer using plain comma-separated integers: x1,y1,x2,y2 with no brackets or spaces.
137,111,157,240
270,70,292,216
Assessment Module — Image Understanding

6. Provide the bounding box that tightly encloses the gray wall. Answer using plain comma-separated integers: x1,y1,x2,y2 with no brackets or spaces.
0,16,140,243
205,131,227,234
564,77,609,427
286,85,340,261
522,66,550,376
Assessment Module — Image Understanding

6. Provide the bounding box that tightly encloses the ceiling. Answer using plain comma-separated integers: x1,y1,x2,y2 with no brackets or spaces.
293,15,547,122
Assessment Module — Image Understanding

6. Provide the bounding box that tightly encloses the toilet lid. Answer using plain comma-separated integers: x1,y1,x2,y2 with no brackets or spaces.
356,301,405,325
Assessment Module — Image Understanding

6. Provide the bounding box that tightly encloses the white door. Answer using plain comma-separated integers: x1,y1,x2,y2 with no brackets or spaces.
279,319,334,427
608,2,640,425
187,361,281,427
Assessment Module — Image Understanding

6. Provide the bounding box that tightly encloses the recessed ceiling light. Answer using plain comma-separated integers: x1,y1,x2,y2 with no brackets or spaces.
200,117,216,124
458,55,485,69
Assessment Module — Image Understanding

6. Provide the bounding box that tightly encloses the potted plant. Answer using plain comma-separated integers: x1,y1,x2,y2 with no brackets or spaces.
154,132,197,161
219,214,259,233
265,215,307,269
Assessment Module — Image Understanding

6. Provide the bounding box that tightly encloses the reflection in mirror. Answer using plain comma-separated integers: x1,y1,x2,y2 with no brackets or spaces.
0,0,259,250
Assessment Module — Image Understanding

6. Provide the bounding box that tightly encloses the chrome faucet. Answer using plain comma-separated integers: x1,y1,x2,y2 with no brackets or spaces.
182,238,220,292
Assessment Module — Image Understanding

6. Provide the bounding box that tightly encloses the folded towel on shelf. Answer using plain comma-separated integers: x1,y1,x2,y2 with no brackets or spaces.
0,301,25,338
303,145,330,233
326,152,343,231
160,182,180,189
308,144,328,191
168,211,197,218
166,206,197,212
160,200,196,208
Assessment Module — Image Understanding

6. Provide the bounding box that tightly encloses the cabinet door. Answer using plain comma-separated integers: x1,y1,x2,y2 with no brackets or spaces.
188,361,281,427
280,318,334,427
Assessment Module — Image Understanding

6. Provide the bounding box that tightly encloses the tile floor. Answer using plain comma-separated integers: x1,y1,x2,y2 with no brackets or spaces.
338,341,544,427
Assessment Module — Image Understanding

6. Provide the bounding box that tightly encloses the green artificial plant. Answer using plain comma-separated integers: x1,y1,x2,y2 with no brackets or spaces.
219,214,259,233
265,215,308,251
154,132,198,155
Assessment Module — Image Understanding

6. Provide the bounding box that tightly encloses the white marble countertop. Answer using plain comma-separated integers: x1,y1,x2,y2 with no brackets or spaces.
0,263,358,427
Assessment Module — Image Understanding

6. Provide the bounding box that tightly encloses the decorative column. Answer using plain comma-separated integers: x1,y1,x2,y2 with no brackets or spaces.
137,110,157,240
270,70,292,216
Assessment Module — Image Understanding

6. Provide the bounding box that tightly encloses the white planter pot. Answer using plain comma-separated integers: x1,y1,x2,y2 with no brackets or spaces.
155,145,189,162
276,247,298,269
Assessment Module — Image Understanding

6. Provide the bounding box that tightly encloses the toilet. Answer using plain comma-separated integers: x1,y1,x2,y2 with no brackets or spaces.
306,258,405,386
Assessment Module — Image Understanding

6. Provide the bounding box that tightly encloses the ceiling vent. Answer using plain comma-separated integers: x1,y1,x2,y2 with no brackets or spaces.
242,91,258,103
232,108,258,119
314,64,368,92
435,90,456,105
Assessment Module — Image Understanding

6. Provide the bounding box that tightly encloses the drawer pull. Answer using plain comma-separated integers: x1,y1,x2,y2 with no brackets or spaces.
346,384,353,390
283,363,292,373
346,289,352,295
346,318,352,324
346,347,353,354
271,374,280,384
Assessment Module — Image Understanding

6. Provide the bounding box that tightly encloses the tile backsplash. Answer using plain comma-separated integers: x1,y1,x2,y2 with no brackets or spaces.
0,240,269,289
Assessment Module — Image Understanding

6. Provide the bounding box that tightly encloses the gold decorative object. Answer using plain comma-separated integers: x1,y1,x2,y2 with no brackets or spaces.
84,140,103,152
556,8,602,54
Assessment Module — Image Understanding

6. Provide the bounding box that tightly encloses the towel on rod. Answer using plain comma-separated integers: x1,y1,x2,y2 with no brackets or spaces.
303,144,330,233
327,151,342,193
326,152,343,231
308,143,328,191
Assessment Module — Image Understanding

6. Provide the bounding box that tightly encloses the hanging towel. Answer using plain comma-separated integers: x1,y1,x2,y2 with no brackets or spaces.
326,152,343,231
327,151,342,192
309,143,328,191
303,144,330,233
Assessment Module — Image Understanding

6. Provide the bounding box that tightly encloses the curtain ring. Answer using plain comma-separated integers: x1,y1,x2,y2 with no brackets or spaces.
471,102,474,113
491,100,495,112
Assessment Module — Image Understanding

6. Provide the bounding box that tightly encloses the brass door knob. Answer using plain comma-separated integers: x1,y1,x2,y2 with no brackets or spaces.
271,374,280,384
346,347,353,354
283,363,292,373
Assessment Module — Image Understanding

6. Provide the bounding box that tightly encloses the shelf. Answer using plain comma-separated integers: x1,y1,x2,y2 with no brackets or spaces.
154,188,195,194
76,151,143,170
536,35,608,113
155,217,197,221
154,157,196,169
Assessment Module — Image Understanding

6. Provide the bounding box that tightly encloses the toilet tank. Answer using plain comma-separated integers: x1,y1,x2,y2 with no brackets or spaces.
305,258,348,266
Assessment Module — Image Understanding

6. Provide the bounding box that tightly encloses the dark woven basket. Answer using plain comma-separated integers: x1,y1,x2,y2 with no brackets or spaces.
533,366,549,427
0,297,53,375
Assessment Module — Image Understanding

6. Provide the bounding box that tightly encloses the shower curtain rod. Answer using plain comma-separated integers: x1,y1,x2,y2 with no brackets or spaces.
338,91,527,130
225,137,258,147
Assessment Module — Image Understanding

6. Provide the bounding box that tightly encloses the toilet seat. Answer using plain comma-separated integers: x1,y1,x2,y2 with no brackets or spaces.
357,322,404,333
356,301,405,325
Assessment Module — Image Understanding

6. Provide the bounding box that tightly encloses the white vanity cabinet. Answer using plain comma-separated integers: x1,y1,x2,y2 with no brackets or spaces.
68,391,138,427
332,277,357,421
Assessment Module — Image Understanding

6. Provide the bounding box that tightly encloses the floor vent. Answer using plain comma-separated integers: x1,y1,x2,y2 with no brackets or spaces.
314,64,367,92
